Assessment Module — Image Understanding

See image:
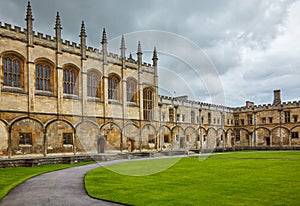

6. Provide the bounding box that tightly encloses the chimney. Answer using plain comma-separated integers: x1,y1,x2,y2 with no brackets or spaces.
246,101,254,108
273,90,281,105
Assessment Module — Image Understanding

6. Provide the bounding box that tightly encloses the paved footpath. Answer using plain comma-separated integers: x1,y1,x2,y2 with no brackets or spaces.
0,160,126,206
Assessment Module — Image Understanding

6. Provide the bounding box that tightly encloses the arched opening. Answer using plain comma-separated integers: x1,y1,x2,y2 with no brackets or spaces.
46,120,74,154
0,121,8,155
63,65,79,95
2,53,24,88
10,118,44,155
143,87,154,120
87,70,101,98
126,78,137,103
76,121,100,153
123,123,139,152
101,123,122,152
108,74,120,101
35,59,54,92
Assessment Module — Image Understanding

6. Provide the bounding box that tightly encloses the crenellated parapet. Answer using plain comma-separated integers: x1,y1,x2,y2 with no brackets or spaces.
0,18,156,73
159,95,234,113
234,100,300,113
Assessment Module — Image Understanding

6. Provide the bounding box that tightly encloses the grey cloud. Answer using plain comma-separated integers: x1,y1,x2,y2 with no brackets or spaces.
0,0,298,106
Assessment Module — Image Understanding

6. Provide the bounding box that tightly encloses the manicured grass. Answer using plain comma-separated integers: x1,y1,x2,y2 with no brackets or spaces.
85,151,300,206
0,161,92,200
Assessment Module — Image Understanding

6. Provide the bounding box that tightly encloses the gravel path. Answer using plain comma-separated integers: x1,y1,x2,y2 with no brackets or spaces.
0,161,126,206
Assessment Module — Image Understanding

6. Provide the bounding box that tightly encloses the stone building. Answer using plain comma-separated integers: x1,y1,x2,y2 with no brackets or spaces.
0,2,299,158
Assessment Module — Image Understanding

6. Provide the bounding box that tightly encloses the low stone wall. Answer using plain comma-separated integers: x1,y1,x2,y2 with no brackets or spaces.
1,147,299,167
194,146,300,153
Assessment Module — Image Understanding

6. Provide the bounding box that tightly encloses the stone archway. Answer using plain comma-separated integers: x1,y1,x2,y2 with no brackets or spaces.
0,121,8,155
10,118,44,155
46,120,74,154
76,121,100,153
185,127,196,149
100,123,122,152
123,123,139,152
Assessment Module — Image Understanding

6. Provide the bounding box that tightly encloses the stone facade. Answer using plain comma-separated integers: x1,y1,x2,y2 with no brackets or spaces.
0,2,299,158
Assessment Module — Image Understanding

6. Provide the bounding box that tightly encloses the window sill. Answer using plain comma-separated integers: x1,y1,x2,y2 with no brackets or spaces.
127,102,139,107
35,90,56,97
63,144,73,148
87,97,103,103
63,94,80,100
108,100,121,105
19,144,32,147
1,86,26,94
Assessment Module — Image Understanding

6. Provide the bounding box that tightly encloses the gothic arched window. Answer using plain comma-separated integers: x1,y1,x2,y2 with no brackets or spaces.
36,62,52,91
3,56,23,88
126,78,137,103
87,71,101,98
143,88,154,120
63,66,78,95
108,75,119,100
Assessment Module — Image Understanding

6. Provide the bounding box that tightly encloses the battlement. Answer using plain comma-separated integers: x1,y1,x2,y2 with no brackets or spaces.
234,100,300,112
159,95,234,112
0,22,26,34
34,32,55,42
0,12,156,69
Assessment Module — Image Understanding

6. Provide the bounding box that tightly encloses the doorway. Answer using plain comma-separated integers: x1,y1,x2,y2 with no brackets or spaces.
127,138,134,152
97,135,106,153
179,137,184,149
266,137,270,146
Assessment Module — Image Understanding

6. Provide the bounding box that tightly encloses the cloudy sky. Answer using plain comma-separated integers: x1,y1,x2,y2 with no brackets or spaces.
0,0,299,107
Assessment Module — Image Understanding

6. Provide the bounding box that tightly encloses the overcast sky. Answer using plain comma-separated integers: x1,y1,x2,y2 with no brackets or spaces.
0,0,299,107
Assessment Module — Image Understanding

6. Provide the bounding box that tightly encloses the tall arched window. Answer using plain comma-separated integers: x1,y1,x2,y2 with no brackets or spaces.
63,67,78,95
36,62,51,91
143,88,154,120
191,111,195,124
3,56,22,88
126,78,137,103
87,71,101,98
108,75,119,100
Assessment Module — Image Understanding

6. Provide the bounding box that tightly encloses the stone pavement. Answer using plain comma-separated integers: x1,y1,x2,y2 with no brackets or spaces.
0,161,126,206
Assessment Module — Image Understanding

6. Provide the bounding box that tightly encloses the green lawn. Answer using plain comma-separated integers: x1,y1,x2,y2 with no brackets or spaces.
0,161,92,200
85,151,300,206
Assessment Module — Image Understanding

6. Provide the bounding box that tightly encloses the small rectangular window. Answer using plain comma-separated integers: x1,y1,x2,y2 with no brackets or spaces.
261,117,266,124
234,116,239,126
292,132,298,139
148,134,155,144
164,135,169,143
247,114,253,125
63,133,73,145
176,114,180,122
285,111,290,123
293,115,298,123
269,117,273,124
208,113,211,125
19,133,32,145
241,119,244,125
191,111,195,124
169,108,174,122
182,114,185,122
235,129,240,141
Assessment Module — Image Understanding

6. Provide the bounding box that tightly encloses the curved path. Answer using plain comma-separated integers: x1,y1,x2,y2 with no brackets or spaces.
0,161,125,206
